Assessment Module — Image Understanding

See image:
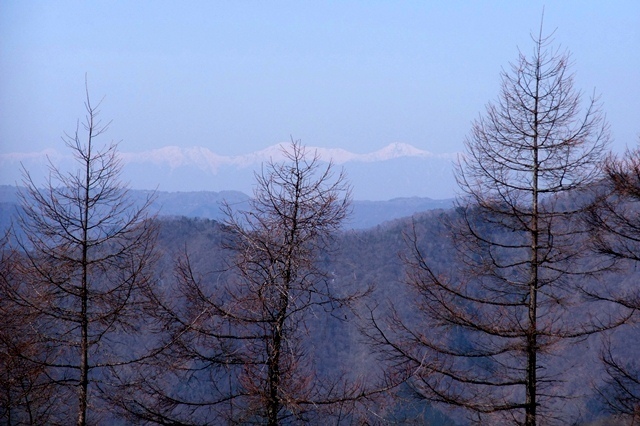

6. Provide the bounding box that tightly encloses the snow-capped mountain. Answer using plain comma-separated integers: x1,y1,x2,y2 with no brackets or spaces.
0,143,459,201
119,142,451,167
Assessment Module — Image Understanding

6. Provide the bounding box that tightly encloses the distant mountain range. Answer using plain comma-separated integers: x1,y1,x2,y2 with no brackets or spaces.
0,185,453,231
0,142,459,201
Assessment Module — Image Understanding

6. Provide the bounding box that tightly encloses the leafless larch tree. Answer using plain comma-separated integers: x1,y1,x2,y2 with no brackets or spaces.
588,145,640,423
366,25,628,425
5,86,158,426
0,230,58,425
113,140,375,425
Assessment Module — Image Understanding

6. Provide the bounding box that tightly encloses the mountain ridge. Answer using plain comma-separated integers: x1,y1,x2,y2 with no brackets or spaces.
2,142,456,167
0,185,454,231
0,143,459,200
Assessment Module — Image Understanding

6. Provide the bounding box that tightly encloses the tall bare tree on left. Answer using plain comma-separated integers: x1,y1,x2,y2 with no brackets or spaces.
6,85,158,426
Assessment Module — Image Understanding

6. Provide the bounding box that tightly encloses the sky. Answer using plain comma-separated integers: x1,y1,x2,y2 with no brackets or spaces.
1,1,639,163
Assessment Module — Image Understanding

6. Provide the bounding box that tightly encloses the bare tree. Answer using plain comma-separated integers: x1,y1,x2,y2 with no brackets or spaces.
0,230,57,425
113,140,374,425
9,85,158,426
219,140,371,425
588,146,640,423
591,146,640,267
367,24,625,425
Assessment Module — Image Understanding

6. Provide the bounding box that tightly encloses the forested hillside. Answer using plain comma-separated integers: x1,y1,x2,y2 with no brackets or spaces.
135,201,640,425
3,161,640,425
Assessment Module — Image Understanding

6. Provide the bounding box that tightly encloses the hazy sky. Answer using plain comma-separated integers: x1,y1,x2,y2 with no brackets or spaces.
1,1,639,159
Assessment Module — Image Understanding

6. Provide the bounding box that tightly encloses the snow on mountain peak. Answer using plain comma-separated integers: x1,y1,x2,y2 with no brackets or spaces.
114,142,443,170
2,142,455,175
0,142,459,200
364,142,433,162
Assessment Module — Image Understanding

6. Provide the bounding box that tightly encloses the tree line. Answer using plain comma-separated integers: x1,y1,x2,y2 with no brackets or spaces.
2,27,639,425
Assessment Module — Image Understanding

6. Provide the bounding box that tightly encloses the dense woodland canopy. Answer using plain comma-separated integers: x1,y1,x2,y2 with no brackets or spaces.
2,28,640,426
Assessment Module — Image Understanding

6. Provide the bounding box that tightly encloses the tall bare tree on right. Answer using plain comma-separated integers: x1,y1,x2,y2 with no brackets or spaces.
367,25,626,425
588,145,640,423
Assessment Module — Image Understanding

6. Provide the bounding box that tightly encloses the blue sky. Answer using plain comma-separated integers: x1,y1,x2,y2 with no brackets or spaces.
1,1,639,159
